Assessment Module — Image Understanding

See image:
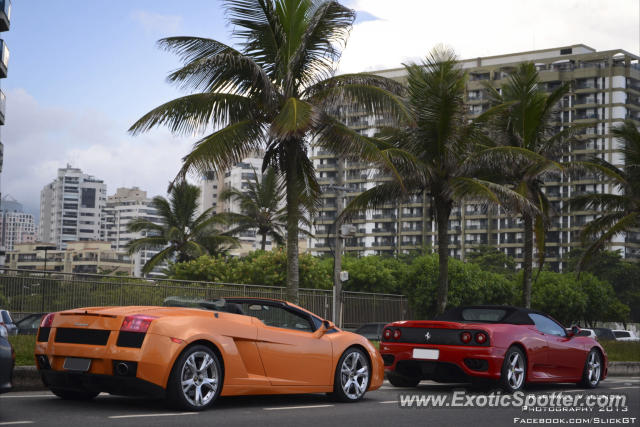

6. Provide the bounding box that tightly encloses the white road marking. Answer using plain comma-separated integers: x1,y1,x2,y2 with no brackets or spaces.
0,422,34,426
108,413,198,419
610,386,639,390
264,404,334,411
379,400,398,404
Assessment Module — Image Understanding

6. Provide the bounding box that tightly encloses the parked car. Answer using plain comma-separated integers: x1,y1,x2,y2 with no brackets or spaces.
612,329,640,341
593,327,617,341
577,328,597,339
354,322,388,341
0,324,14,393
380,305,607,392
15,313,45,335
35,297,383,410
0,310,16,336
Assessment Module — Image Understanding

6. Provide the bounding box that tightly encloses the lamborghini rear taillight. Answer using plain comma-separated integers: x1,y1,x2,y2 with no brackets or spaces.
120,315,157,333
41,313,55,328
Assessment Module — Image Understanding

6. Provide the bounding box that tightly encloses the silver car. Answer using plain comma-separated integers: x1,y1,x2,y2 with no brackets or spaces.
0,324,13,393
0,310,16,335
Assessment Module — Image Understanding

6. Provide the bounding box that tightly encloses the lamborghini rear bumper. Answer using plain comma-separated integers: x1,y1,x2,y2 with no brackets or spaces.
39,368,165,398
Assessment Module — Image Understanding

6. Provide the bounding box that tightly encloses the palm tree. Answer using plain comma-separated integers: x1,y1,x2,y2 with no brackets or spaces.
219,167,287,250
126,181,238,274
129,0,407,302
571,120,640,269
484,62,575,308
341,48,532,315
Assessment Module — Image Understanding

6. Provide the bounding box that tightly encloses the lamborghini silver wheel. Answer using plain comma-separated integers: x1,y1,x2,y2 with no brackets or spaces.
339,349,369,400
180,350,219,408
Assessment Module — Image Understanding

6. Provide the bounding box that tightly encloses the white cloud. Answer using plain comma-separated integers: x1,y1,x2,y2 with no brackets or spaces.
338,0,638,73
131,10,183,36
2,89,195,218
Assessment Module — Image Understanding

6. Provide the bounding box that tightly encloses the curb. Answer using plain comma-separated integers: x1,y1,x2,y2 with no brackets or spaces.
12,366,44,391
608,361,640,376
10,362,640,392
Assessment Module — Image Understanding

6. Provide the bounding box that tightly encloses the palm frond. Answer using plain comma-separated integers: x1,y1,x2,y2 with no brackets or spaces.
141,246,176,274
271,97,314,137
286,1,355,91
175,120,265,182
129,93,257,136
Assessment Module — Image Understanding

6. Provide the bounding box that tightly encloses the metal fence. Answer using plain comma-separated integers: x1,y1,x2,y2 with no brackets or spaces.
0,269,408,329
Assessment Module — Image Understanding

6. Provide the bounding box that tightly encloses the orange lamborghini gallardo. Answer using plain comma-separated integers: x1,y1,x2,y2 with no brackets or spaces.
34,297,383,411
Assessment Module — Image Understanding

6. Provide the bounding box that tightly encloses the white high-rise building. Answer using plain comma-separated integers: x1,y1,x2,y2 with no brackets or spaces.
196,171,220,217
101,187,164,277
217,155,281,255
39,165,106,249
0,196,37,252
309,45,640,270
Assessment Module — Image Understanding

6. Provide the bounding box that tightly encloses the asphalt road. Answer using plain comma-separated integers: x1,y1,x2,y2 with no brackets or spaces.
0,377,638,427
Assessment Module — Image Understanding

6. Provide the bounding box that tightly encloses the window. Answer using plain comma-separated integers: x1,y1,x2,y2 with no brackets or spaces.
81,188,96,208
529,313,566,337
613,331,630,338
236,302,314,332
461,308,507,322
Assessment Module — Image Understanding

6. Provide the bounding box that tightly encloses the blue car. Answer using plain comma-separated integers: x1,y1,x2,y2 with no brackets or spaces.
0,324,13,393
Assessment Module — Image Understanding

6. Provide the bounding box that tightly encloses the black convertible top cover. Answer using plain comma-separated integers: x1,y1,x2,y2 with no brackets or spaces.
435,305,536,325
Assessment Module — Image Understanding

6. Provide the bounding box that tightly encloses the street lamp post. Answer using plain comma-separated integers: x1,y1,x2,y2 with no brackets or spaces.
328,158,352,328
35,244,57,312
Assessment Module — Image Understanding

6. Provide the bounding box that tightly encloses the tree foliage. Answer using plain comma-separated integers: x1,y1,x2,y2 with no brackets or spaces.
129,0,406,303
126,181,238,274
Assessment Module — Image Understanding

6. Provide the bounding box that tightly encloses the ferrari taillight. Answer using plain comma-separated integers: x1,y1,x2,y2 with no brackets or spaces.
460,332,472,344
120,315,157,333
41,313,55,328
393,329,402,340
383,328,393,341
475,332,487,344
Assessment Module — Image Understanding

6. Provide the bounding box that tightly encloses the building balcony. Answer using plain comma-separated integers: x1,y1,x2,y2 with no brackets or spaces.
0,39,8,78
0,0,9,32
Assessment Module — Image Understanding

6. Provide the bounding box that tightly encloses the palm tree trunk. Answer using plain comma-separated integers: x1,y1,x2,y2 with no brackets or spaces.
260,232,267,251
522,214,533,308
435,201,452,315
285,148,300,304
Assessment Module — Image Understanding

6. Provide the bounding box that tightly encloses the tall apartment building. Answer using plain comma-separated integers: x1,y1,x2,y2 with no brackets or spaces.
0,0,10,202
196,171,219,216
310,45,640,271
216,155,281,255
0,195,36,251
101,187,164,277
39,165,106,249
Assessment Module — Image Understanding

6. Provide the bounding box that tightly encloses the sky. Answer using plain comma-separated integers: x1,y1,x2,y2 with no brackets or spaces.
1,0,638,219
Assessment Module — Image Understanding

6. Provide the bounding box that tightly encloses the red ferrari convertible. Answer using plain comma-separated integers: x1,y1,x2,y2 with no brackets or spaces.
380,306,607,391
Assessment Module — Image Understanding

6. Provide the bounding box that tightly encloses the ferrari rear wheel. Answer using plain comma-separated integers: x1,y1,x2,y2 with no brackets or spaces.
167,345,222,411
579,349,602,388
50,387,99,400
500,346,526,392
331,347,370,402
